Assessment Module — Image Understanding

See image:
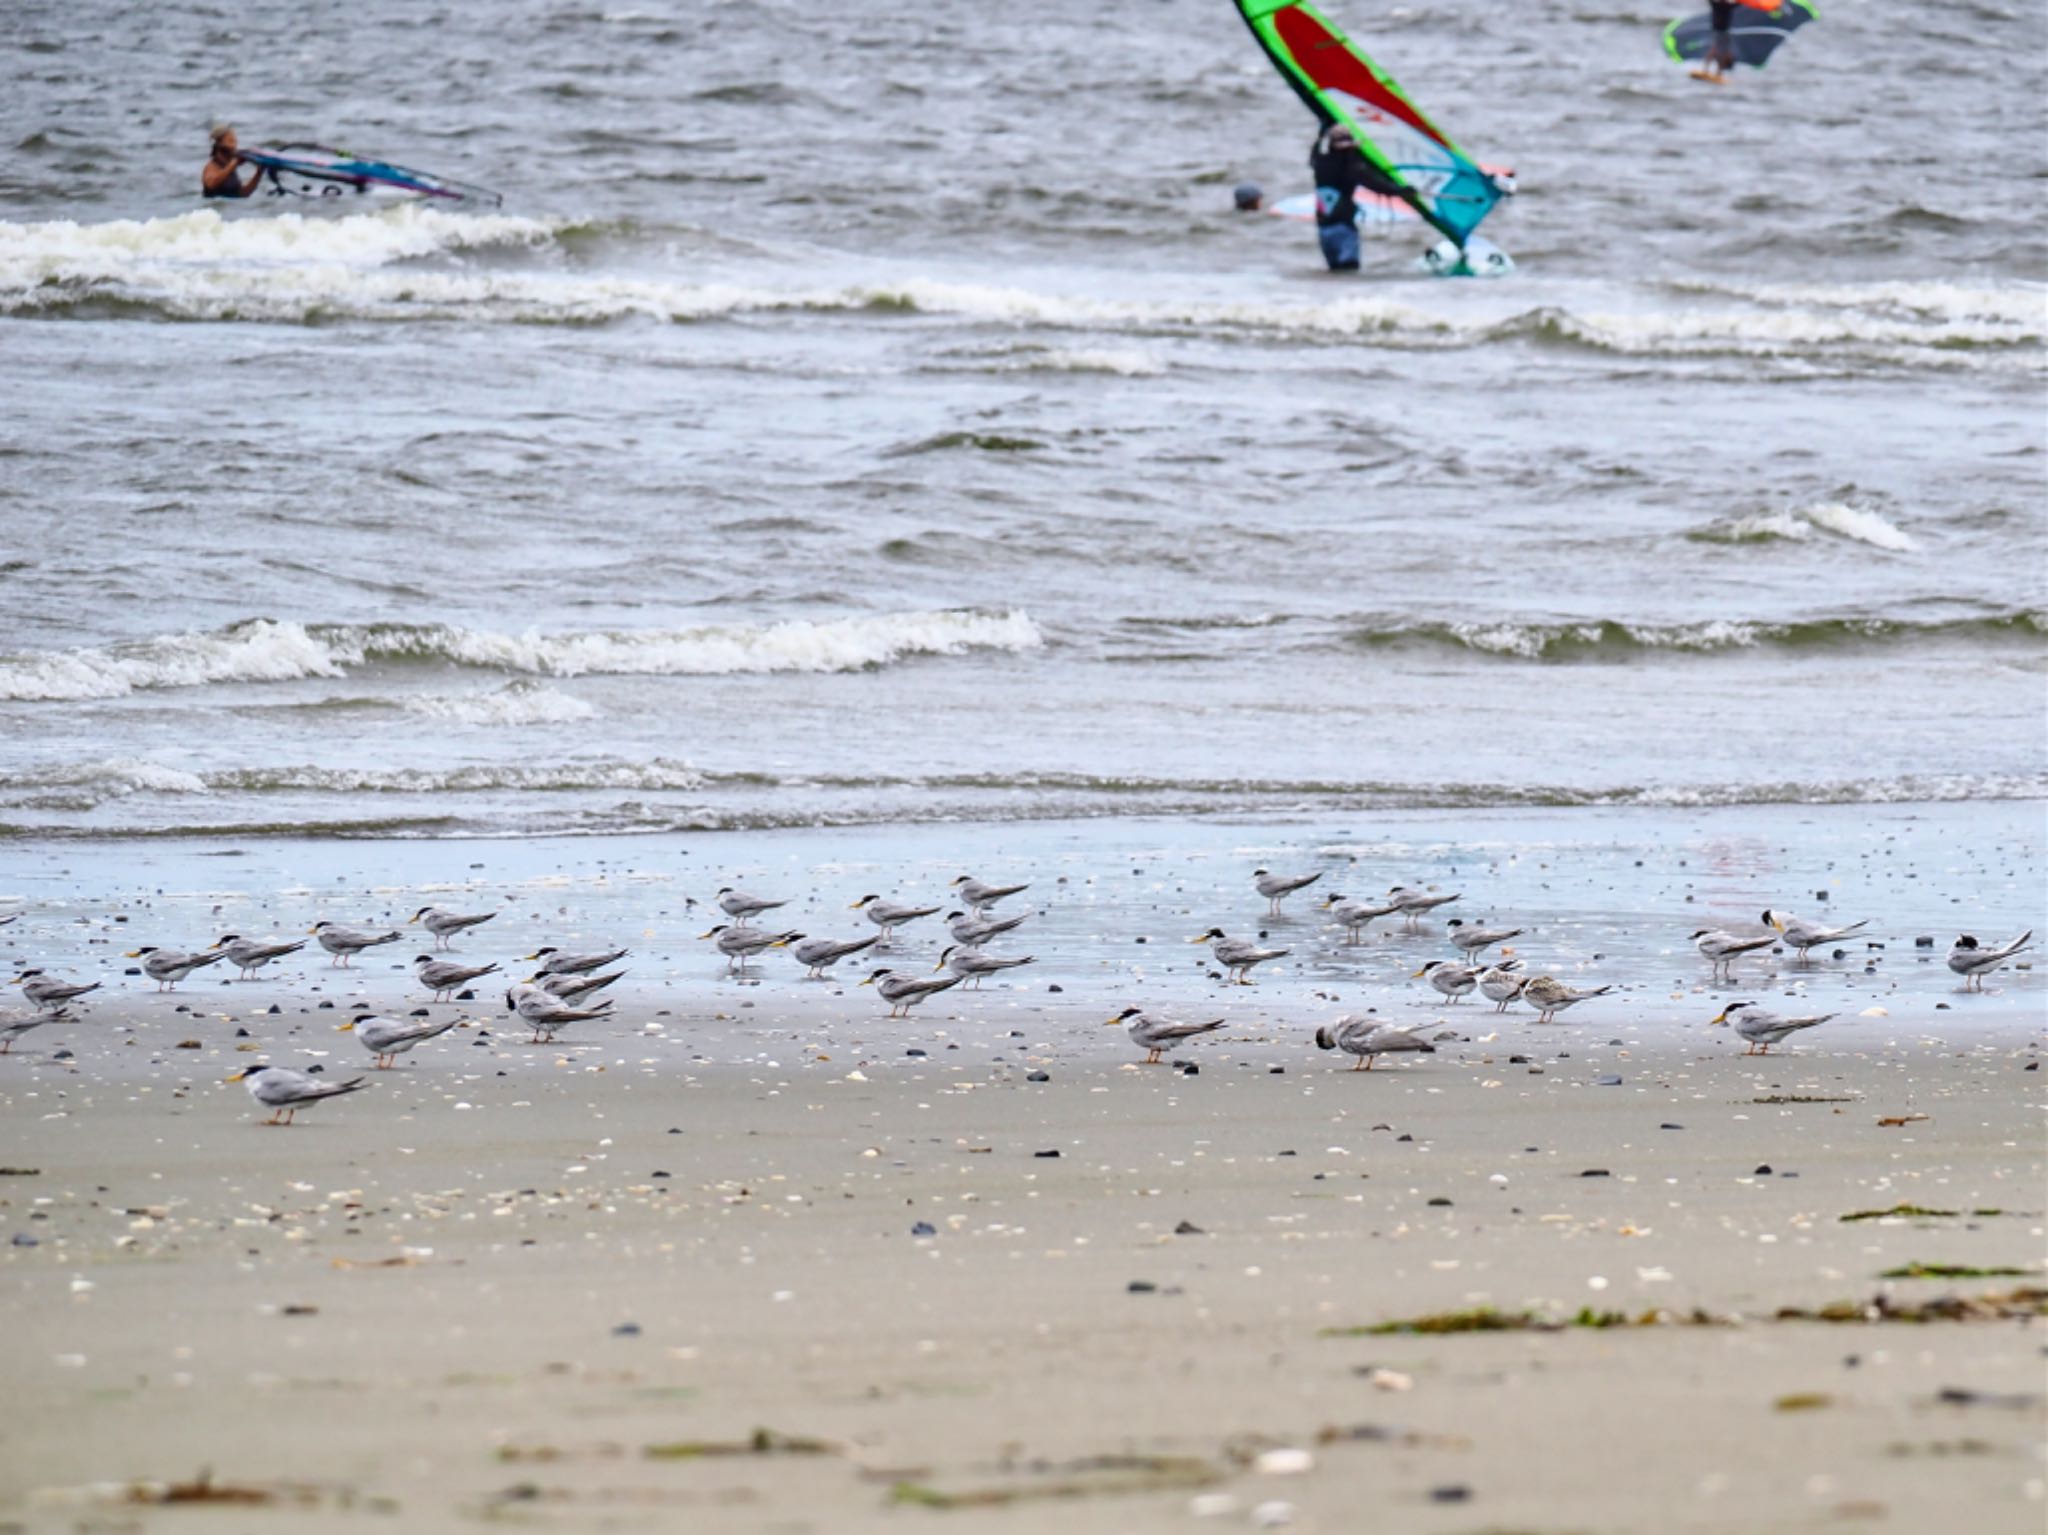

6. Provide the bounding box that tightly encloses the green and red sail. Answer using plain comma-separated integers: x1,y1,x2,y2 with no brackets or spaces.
1232,0,1504,247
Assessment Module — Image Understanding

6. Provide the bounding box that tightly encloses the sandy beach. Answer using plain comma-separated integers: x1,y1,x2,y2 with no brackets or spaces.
3,803,2042,1533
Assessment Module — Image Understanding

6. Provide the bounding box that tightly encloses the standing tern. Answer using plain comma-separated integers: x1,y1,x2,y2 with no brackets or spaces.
1252,868,1321,916
1,1006,70,1053
311,921,402,968
791,935,879,978
1190,928,1288,985
409,906,498,950
716,888,787,926
211,935,308,980
1315,1016,1436,1071
1107,1007,1223,1063
1320,893,1401,945
126,945,228,991
1387,885,1461,929
949,875,1029,914
1948,931,2032,991
946,909,1028,945
860,967,962,1017
227,1064,368,1126
700,925,802,974
851,895,942,944
1478,960,1527,1011
1413,959,1479,1003
1447,919,1524,962
414,954,500,1001
1692,928,1777,983
339,1012,463,1068
1711,1001,1836,1054
1760,909,1870,961
525,945,630,976
505,982,613,1042
936,944,1036,988
536,969,626,1003
11,970,101,1010
1521,975,1613,1024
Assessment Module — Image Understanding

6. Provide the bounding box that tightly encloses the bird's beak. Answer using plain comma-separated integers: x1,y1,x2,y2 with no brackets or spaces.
847,900,865,909
858,976,875,987
1411,967,1428,978
123,949,142,958
696,930,718,940
1766,915,1786,933
226,1069,249,1082
406,914,419,925
1102,1017,1123,1027
933,959,947,974
521,950,542,960
336,1022,355,1032
1187,934,1209,944
306,926,319,935
770,937,795,949
1709,1009,1729,1025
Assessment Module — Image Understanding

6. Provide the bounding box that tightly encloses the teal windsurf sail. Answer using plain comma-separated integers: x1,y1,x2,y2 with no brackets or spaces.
1232,0,1504,248
237,144,503,206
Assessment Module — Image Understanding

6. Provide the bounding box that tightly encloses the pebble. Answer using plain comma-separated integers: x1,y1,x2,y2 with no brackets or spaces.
1033,1149,1060,1159
610,1322,641,1337
1662,1123,1684,1130
1128,1280,1157,1294
1174,1220,1205,1235
1026,1071,1049,1082
1755,1164,1774,1176
911,1221,936,1237
1581,1169,1611,1178
1430,1485,1472,1504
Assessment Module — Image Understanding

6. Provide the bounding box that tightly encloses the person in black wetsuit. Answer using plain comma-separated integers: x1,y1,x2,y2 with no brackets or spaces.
1704,0,1739,79
202,126,265,199
1308,123,1448,271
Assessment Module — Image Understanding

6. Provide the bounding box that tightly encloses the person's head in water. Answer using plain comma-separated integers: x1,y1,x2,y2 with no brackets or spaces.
1233,182,1263,212
1326,124,1356,152
210,125,239,164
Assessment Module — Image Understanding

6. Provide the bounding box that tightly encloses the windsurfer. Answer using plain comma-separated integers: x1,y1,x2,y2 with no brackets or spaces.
202,127,266,199
1309,124,1433,270
1703,0,1738,78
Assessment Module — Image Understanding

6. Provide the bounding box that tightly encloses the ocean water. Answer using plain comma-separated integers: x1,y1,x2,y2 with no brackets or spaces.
1,0,2043,841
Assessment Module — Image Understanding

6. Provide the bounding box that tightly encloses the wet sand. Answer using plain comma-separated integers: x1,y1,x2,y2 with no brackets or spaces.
1,803,2043,1533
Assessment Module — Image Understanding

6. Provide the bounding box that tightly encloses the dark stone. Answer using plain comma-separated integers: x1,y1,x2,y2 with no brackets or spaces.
1127,1280,1157,1294
1047,984,1062,993
905,1048,927,1057
1914,936,1934,948
1508,1055,1530,1064
11,1233,36,1247
651,1171,669,1179
1033,1149,1060,1159
1429,1486,1472,1504
265,1005,282,1015
1580,1169,1611,1178
1179,1063,1199,1076
1661,1123,1684,1130
316,1001,333,1010
1597,1075,1623,1086
1427,1197,1452,1208
1026,1071,1049,1082
1174,1220,1205,1235
1269,1066,1284,1074
1755,1165,1773,1176
611,1322,642,1337
911,1221,937,1237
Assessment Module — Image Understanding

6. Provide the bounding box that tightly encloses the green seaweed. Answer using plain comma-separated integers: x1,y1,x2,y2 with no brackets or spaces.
887,1456,1220,1509
1880,1263,2031,1280
643,1428,838,1460
1840,1204,1959,1222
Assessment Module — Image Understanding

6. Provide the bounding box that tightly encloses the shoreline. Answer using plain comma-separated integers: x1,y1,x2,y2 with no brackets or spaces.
3,798,2042,1532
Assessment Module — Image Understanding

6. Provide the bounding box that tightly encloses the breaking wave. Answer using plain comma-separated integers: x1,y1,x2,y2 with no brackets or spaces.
1342,612,2043,661
2,245,2037,363
0,610,1044,702
1688,501,1920,552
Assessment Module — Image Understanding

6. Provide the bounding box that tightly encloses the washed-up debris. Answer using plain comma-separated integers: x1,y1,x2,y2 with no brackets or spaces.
1775,1392,1833,1411
1325,1289,2048,1336
1881,1263,2032,1280
889,1454,1219,1509
0,1167,40,1176
1753,1094,1854,1105
1877,1114,1930,1128
643,1429,841,1460
1838,1204,2014,1223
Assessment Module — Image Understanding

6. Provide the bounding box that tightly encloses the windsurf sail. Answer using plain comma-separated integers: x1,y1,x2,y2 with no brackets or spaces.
237,144,503,206
1231,0,1505,248
1264,159,1515,227
1664,1,1816,69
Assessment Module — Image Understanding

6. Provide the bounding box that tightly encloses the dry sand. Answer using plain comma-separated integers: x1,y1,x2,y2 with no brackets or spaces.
1,804,2043,1533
